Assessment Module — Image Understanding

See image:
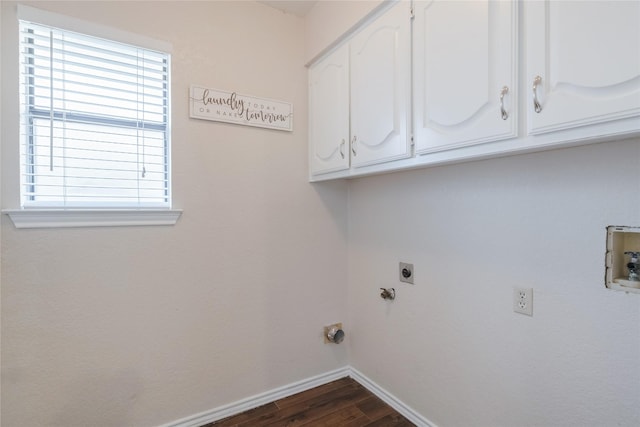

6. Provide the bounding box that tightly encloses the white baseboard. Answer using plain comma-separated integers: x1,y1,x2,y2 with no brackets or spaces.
349,367,436,427
160,366,350,427
160,365,436,427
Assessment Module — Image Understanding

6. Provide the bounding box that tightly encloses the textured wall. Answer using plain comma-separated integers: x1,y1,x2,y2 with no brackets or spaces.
347,139,640,426
3,2,639,427
304,0,383,63
0,2,348,426
305,4,640,422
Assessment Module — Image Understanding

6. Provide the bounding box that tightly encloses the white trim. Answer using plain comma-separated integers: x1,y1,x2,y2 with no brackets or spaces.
159,366,436,427
3,209,182,229
17,5,172,53
349,367,436,427
160,367,351,427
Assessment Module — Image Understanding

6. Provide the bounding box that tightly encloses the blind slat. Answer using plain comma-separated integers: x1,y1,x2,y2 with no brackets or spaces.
23,55,167,86
19,19,171,208
23,68,166,95
23,25,167,64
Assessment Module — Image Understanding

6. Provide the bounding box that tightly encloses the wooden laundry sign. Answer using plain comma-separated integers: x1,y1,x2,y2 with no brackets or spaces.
190,85,293,131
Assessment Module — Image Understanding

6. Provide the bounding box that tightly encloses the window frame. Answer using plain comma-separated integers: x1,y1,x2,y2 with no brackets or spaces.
4,5,181,228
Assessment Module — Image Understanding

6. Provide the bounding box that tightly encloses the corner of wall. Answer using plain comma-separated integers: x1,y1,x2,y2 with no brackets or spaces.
304,0,384,64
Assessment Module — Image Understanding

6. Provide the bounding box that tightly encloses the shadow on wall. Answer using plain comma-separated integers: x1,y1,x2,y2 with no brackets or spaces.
310,180,349,233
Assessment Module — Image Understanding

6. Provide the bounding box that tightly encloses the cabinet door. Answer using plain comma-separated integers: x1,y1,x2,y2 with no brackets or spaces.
414,0,517,154
350,2,411,168
526,1,640,135
309,44,350,175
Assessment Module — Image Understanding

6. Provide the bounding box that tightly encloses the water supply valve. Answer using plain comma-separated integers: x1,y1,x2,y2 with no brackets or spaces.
605,226,640,292
624,251,640,282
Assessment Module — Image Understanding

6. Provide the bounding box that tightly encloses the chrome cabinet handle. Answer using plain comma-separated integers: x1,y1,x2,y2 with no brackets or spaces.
532,75,542,113
500,86,509,120
339,139,345,159
351,135,357,156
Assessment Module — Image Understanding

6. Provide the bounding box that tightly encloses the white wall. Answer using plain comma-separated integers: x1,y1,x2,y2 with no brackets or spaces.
0,1,348,426
305,4,640,424
347,138,640,426
0,2,3,421
3,1,640,427
305,0,382,63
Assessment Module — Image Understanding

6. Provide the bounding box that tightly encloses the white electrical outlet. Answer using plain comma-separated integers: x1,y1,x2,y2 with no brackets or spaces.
513,287,533,316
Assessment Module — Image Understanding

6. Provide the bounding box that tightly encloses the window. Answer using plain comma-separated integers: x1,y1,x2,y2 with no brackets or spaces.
18,15,171,209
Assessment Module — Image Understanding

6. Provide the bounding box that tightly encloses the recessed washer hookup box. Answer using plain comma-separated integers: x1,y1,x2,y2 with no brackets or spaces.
606,226,640,294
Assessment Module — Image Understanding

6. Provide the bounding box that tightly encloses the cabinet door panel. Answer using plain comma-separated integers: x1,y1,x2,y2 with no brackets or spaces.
350,2,411,168
526,1,640,134
309,44,350,175
414,0,517,154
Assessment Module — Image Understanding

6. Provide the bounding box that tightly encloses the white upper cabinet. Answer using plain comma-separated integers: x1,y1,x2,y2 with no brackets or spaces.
349,1,412,167
308,1,411,177
413,0,517,154
308,0,640,181
309,44,350,175
526,1,640,135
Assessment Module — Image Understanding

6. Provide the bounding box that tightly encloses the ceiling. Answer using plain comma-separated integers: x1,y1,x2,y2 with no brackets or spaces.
258,0,318,17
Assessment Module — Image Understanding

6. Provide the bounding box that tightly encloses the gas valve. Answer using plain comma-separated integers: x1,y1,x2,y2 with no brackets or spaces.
380,288,396,300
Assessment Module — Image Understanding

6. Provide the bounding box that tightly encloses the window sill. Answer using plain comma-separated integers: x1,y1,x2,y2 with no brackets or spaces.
3,208,182,229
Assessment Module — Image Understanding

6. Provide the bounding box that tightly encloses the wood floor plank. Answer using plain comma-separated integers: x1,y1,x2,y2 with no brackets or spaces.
340,415,377,427
259,384,371,427
301,405,369,426
364,413,415,426
354,396,394,421
203,377,415,427
275,377,354,410
203,402,279,427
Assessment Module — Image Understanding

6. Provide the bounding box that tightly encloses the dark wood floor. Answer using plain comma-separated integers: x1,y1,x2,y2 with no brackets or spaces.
202,377,415,426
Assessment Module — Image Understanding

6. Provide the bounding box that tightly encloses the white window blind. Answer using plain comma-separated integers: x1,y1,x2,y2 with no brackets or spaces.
19,19,171,209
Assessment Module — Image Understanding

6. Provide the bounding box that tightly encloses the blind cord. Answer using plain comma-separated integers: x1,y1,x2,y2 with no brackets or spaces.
19,20,170,207
49,29,54,172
